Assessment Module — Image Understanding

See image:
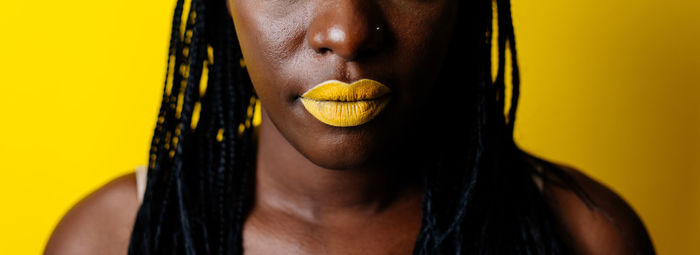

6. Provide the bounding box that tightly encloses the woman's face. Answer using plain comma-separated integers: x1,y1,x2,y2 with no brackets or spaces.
228,0,459,170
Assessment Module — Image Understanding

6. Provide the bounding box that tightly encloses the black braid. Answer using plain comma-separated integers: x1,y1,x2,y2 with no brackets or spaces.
130,0,584,254
129,0,256,253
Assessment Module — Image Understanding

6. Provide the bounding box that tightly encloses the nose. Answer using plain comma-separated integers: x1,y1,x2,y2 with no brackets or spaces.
307,0,385,61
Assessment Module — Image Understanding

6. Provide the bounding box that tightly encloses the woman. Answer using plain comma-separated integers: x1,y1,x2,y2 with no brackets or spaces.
46,0,655,254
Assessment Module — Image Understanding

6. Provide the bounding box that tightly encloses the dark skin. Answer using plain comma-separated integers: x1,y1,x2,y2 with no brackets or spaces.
45,0,655,254
233,0,454,253
232,0,457,171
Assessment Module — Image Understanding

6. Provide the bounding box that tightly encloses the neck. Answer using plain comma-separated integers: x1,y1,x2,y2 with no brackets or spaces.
253,111,424,223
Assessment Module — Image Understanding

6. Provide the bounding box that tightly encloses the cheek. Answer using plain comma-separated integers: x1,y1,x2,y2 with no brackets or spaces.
229,1,308,100
390,4,459,102
395,4,457,72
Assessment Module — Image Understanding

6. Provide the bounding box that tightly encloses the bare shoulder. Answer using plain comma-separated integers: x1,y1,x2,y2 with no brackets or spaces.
539,162,655,255
45,172,140,255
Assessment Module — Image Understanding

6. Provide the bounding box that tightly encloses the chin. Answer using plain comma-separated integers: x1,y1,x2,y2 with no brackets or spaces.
299,126,387,171
265,100,417,171
305,150,374,171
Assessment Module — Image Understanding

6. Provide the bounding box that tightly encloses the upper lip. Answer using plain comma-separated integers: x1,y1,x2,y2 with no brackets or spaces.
300,79,392,102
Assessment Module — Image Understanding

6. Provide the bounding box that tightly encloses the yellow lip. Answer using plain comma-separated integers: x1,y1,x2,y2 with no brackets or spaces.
300,79,392,127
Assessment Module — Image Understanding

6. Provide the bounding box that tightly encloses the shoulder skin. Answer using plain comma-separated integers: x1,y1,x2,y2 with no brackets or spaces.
45,173,140,255
44,164,656,255
542,163,656,255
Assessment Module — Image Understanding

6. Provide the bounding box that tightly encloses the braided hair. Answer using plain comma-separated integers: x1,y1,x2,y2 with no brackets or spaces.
129,0,587,254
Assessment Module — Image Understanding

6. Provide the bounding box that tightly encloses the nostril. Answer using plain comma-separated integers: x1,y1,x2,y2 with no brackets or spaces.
319,47,332,55
311,32,335,55
354,47,379,61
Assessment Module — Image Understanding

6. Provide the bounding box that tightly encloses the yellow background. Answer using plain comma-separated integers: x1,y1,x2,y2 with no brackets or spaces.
0,0,698,254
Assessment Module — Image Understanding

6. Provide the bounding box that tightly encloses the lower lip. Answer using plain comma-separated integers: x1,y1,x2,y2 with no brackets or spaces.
300,96,391,127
